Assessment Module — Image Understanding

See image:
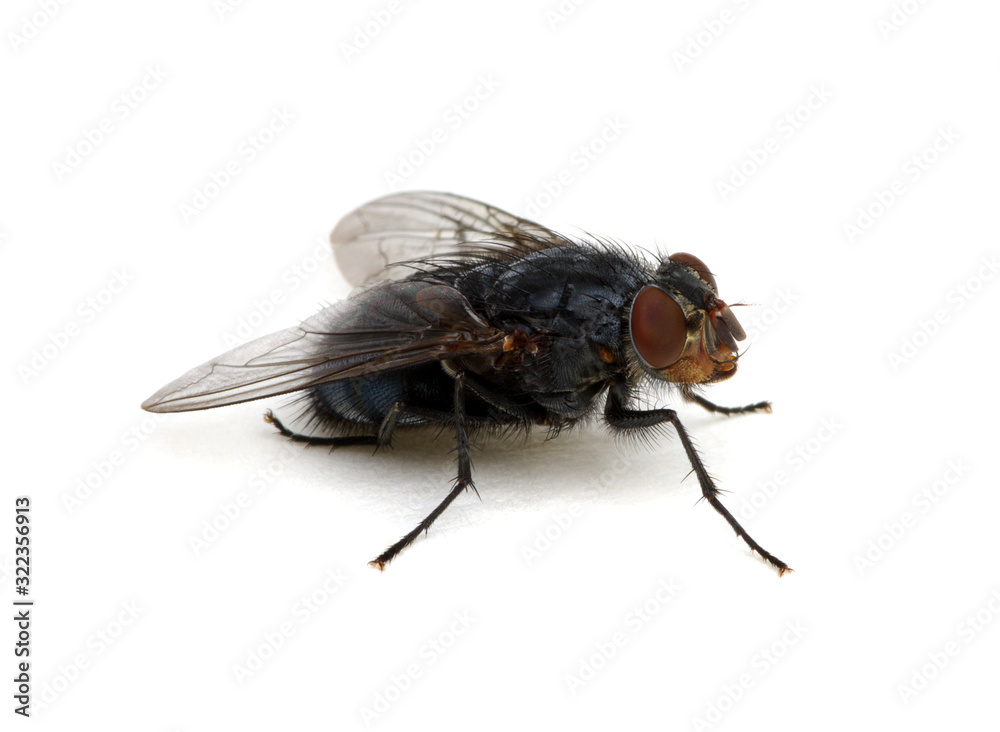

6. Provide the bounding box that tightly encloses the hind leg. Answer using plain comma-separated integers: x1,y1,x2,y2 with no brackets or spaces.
264,410,379,447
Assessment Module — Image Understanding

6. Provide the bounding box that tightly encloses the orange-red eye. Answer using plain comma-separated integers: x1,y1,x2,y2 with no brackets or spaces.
630,286,687,369
669,252,717,292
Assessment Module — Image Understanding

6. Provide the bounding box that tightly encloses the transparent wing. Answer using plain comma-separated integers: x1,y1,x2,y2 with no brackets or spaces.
330,191,572,287
141,281,506,413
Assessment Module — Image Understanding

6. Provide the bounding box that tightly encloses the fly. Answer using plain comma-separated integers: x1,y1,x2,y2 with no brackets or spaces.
142,191,791,575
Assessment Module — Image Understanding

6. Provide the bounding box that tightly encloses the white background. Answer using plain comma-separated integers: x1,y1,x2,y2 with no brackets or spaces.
3,1,999,729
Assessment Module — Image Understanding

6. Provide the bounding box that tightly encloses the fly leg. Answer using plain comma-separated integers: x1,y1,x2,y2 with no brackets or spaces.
442,362,537,425
605,385,790,576
268,400,437,449
681,388,771,416
264,410,378,447
370,372,475,571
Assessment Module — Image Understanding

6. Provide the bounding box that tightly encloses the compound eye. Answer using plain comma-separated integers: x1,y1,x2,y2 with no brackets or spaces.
630,286,687,369
669,252,718,292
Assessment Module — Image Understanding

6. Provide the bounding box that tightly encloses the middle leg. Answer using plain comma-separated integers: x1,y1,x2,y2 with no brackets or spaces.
369,372,476,570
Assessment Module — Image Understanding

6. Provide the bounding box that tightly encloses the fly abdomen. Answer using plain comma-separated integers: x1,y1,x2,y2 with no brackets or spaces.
308,363,453,431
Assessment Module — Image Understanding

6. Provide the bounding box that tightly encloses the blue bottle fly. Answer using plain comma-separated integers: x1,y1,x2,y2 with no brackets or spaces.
143,192,790,575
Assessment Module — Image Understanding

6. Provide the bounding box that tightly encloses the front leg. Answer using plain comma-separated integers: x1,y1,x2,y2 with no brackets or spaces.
680,386,772,416
605,385,791,576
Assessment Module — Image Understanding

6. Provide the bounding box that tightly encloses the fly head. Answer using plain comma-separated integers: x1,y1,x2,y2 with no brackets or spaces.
628,252,747,385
